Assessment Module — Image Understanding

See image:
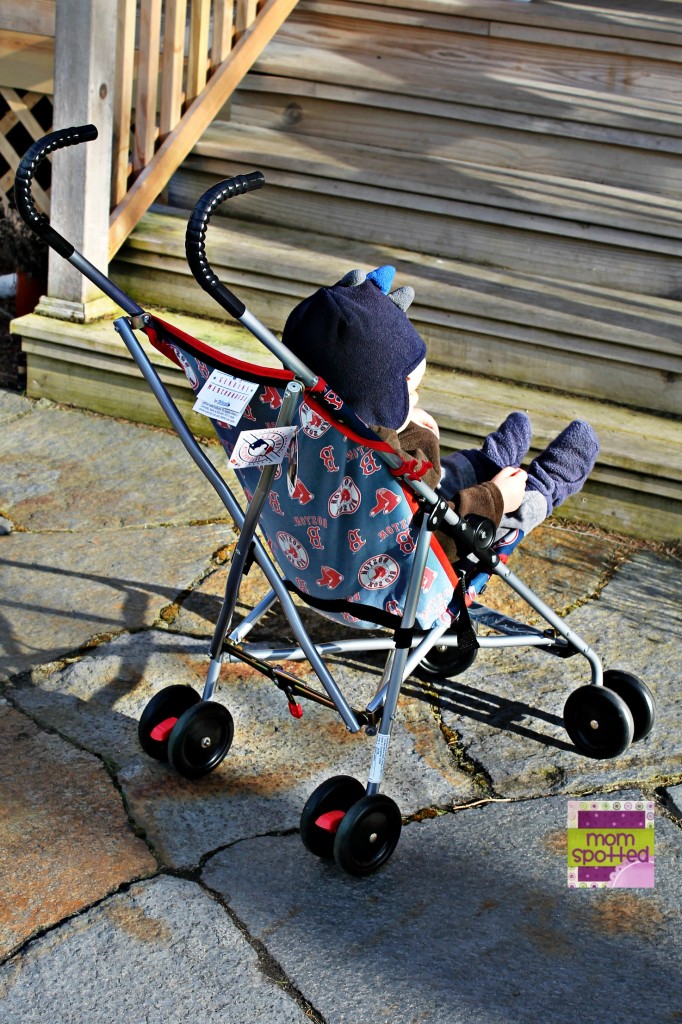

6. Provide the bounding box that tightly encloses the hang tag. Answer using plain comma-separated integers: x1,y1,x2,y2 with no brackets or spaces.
192,370,259,425
228,427,298,469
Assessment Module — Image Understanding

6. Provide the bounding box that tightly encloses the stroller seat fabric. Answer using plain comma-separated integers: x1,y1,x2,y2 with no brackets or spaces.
148,316,467,632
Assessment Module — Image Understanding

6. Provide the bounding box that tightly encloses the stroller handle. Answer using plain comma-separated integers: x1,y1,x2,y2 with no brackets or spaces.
185,171,265,320
14,124,99,260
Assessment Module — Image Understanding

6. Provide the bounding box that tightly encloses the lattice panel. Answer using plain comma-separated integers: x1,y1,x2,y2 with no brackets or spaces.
0,88,53,213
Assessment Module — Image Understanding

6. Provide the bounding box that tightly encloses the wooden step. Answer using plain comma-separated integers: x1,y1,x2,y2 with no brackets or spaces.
298,1,682,52
113,207,682,418
187,123,682,246
251,3,682,139
171,121,682,300
13,303,682,542
232,73,682,200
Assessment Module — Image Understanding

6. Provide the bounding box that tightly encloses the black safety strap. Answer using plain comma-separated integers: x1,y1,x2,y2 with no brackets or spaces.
454,571,479,653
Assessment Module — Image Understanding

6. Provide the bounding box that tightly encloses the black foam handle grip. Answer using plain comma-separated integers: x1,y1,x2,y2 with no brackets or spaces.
185,171,265,320
14,124,99,260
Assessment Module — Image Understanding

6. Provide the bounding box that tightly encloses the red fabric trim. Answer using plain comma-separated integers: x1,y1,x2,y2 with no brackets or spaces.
147,315,293,384
389,457,434,481
401,486,459,591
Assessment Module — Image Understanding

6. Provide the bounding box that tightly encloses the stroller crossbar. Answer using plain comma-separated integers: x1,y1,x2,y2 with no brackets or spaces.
15,125,655,876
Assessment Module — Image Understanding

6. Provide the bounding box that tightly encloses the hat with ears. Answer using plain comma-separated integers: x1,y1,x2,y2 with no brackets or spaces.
281,267,426,430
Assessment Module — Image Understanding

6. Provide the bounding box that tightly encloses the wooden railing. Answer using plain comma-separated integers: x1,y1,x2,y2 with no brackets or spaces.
0,2,56,213
0,1,297,255
108,0,298,259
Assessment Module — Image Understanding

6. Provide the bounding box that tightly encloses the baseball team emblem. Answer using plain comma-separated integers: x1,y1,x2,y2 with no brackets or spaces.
300,402,331,438
329,476,361,518
358,554,400,591
276,532,309,570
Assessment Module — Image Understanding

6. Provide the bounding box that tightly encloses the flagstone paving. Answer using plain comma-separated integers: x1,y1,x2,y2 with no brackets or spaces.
1,393,681,1023
0,703,155,960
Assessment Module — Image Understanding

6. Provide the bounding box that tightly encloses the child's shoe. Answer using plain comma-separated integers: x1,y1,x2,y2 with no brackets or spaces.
526,420,599,513
463,411,532,482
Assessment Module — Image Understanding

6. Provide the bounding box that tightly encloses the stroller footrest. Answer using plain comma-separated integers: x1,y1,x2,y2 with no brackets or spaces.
469,603,578,657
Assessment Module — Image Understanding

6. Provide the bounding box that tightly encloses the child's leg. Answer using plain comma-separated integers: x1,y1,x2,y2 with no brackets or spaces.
496,419,599,541
440,411,531,496
496,491,548,540
526,420,599,514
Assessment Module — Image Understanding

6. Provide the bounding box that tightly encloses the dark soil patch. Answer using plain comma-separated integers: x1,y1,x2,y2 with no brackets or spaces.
0,291,25,392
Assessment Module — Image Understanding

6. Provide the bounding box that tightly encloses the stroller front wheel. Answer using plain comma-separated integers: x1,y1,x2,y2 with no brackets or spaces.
300,775,366,859
418,622,479,680
418,642,478,680
563,684,634,760
138,684,201,762
167,700,234,778
333,794,402,876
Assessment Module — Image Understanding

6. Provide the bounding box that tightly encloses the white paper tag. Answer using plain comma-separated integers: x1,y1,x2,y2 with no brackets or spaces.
192,370,259,425
368,732,390,784
228,427,298,469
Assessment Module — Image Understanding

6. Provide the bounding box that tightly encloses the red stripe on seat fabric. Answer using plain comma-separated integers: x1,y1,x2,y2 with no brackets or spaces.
145,316,293,385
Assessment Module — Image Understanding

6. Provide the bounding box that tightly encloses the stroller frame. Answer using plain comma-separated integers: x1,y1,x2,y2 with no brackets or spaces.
15,125,654,876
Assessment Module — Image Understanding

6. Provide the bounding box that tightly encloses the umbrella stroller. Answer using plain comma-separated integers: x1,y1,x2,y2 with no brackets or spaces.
15,125,655,875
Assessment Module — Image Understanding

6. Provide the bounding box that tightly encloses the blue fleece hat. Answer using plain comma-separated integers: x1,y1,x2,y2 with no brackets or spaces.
281,275,427,430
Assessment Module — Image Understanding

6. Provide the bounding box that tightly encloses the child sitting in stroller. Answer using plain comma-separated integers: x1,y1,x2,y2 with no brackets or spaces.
281,265,599,558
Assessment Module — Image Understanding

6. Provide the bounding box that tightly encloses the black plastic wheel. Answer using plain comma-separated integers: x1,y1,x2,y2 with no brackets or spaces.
603,669,655,743
419,641,478,679
563,684,635,760
418,621,479,680
333,794,402,876
138,685,201,761
300,775,366,859
167,700,234,779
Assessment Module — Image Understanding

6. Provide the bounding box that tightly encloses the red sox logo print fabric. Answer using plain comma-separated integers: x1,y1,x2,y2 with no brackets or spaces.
164,335,462,630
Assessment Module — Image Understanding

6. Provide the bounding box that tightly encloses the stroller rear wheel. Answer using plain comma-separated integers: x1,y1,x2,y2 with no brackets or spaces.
300,775,366,859
563,684,634,760
418,625,479,680
138,684,201,762
603,670,655,743
333,794,402,876
167,701,234,778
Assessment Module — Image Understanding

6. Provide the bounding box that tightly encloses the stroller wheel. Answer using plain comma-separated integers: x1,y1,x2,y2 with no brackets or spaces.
300,775,365,859
167,701,234,779
333,794,402,876
603,670,655,743
418,637,478,679
563,684,634,760
138,685,201,761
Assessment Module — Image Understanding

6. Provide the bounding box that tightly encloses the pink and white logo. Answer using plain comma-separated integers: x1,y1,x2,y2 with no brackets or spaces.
317,566,344,590
422,567,438,593
370,488,402,517
173,347,198,388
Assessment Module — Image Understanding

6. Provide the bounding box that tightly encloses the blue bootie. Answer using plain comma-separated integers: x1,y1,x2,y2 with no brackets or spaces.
526,420,599,513
462,411,532,483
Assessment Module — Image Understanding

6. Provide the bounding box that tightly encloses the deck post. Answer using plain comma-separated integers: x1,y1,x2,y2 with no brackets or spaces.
37,0,117,323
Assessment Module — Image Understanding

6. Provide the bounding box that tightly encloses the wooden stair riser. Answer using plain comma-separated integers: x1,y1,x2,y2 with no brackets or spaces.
114,251,682,420
231,78,682,201
169,165,682,299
